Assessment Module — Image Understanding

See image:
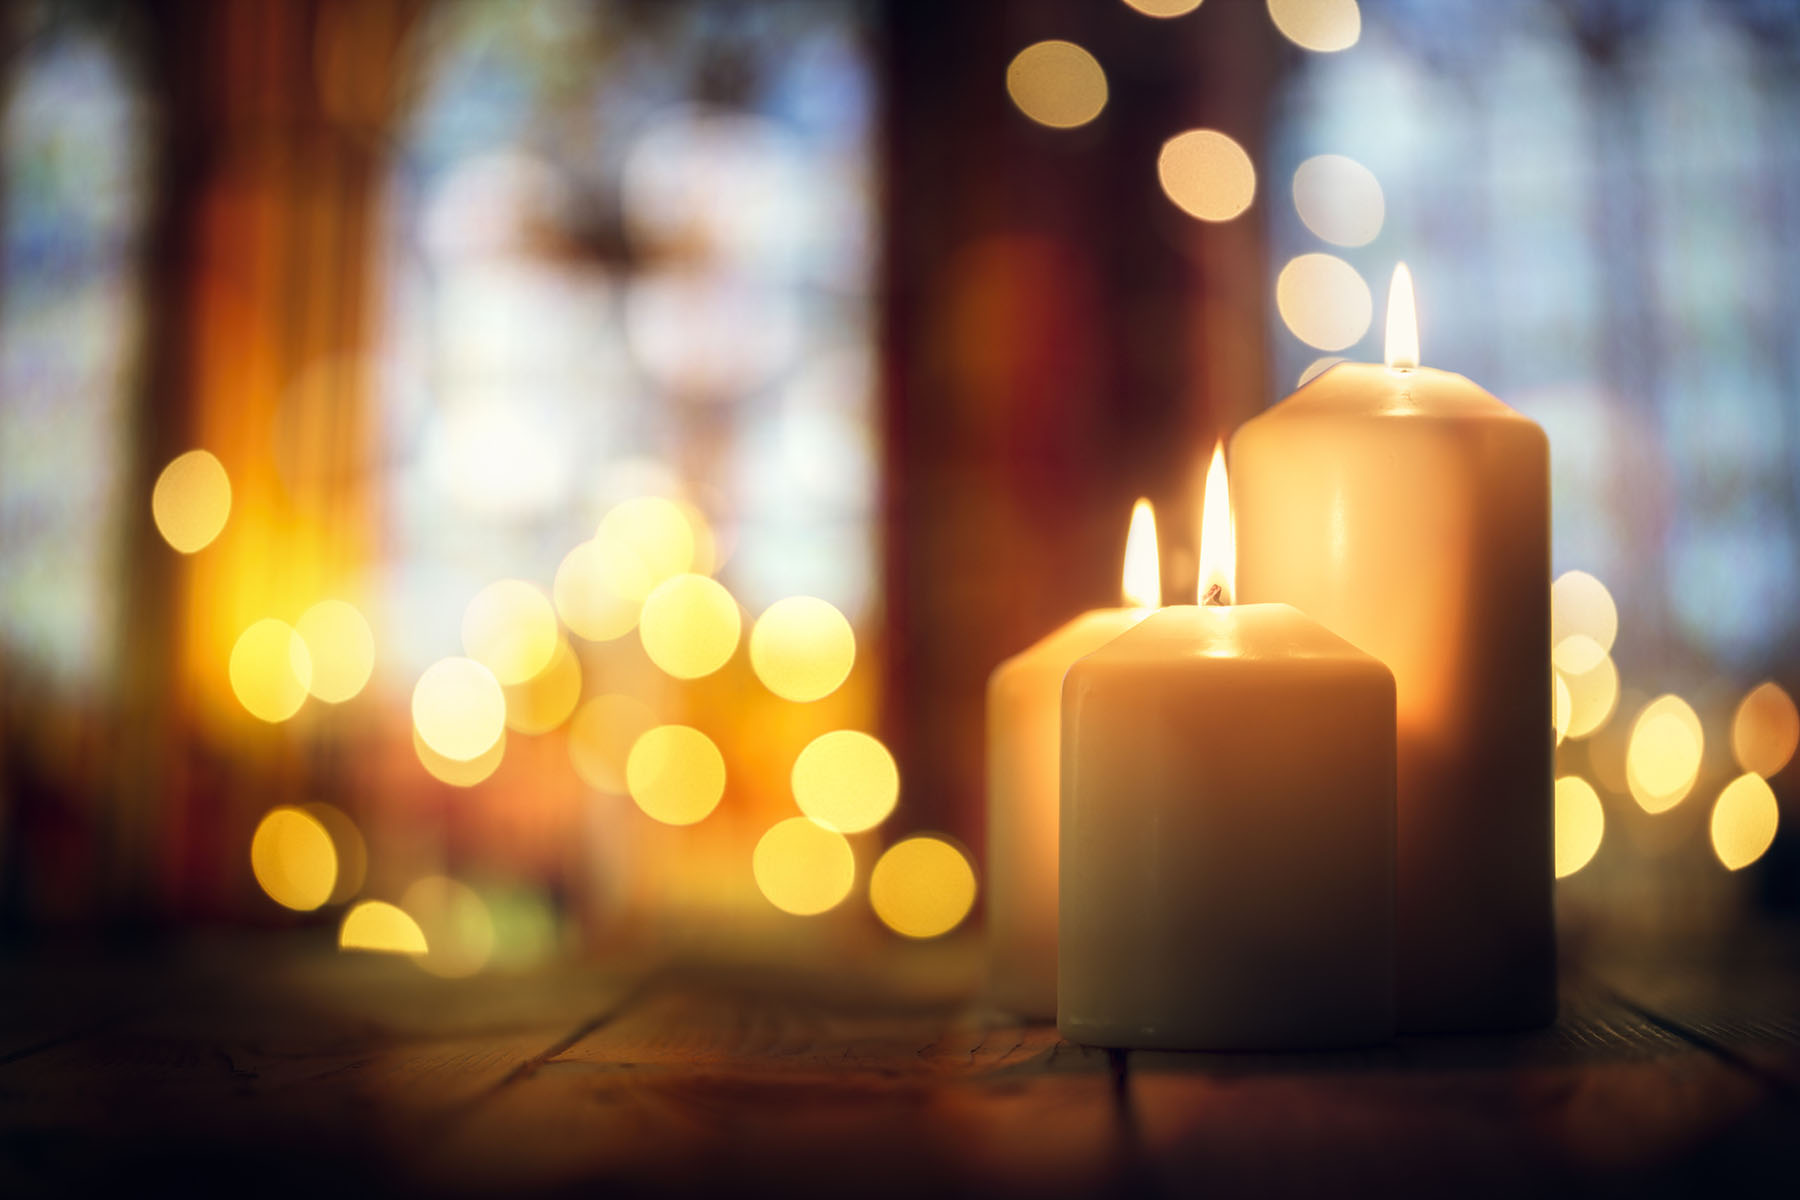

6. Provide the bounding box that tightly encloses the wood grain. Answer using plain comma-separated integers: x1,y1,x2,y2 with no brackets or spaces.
0,939,1795,1196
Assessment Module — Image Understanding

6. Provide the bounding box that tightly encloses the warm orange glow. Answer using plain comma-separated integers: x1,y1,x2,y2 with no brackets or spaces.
1711,773,1779,871
1121,499,1161,609
1385,262,1418,370
1197,442,1234,605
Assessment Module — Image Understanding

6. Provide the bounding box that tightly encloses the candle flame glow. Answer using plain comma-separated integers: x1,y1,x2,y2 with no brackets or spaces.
1197,442,1234,606
1121,498,1161,609
1385,262,1419,370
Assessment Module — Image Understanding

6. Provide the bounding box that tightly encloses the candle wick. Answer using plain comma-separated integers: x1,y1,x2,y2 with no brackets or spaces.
1202,583,1230,607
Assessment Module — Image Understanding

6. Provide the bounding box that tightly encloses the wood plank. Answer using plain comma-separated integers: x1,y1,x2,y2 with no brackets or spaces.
1125,974,1797,1196
1594,939,1800,1094
414,965,1127,1195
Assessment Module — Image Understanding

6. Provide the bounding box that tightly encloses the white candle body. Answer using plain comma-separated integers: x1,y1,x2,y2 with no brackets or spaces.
1231,362,1554,1032
1058,604,1396,1050
987,609,1147,1018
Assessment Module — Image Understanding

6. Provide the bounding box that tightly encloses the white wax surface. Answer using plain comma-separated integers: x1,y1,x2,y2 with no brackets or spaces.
1232,361,1554,1032
1058,604,1396,1051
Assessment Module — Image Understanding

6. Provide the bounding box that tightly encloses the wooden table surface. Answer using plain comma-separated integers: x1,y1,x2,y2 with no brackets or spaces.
1,932,1796,1197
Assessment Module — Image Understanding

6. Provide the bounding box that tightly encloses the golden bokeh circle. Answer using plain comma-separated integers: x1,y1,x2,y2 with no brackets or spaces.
1005,41,1108,130
555,535,653,642
1625,695,1703,814
869,836,977,939
1276,253,1371,351
1553,776,1604,879
1158,129,1257,223
250,807,338,912
414,725,506,788
412,656,507,762
462,579,559,686
639,573,741,680
1124,0,1203,15
791,730,899,834
1710,773,1779,871
295,599,375,704
626,724,727,826
749,596,856,702
753,817,856,916
230,618,313,723
1292,154,1383,247
151,449,232,553
598,496,698,586
1558,651,1618,741
1268,0,1361,53
569,694,657,794
339,901,429,955
504,637,582,735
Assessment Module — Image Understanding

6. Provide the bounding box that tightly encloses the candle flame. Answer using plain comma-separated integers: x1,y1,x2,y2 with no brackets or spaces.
1197,442,1234,606
1385,262,1418,370
1120,498,1161,609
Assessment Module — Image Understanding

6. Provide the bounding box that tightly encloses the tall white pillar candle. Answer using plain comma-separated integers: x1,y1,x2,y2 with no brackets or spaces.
1230,265,1554,1032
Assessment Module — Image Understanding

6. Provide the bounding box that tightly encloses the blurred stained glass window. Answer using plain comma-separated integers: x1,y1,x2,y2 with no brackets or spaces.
380,0,879,678
0,8,150,690
1269,0,1800,673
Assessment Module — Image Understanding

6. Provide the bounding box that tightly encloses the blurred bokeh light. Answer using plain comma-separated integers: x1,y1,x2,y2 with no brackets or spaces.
869,836,977,938
251,807,337,912
754,817,855,916
151,449,231,554
750,597,856,703
1005,41,1108,130
1158,130,1257,223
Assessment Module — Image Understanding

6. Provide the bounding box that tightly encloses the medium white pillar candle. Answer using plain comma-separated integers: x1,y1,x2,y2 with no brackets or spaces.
1058,449,1396,1050
1230,265,1554,1032
987,502,1161,1019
